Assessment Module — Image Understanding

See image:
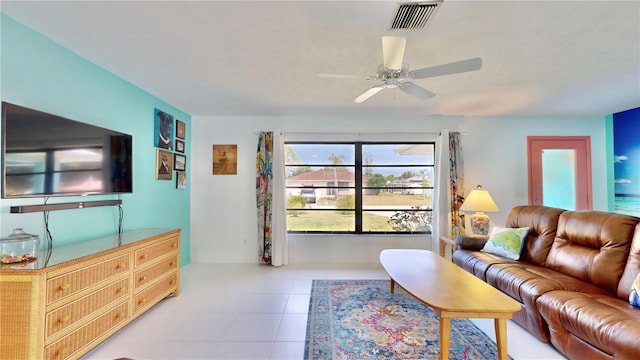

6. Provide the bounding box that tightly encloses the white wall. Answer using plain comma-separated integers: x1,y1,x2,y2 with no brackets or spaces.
190,115,607,264
460,116,608,227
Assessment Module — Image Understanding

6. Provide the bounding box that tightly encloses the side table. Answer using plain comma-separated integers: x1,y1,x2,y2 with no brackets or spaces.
439,235,457,260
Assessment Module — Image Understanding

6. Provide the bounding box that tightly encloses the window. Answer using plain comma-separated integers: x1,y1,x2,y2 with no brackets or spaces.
285,142,435,234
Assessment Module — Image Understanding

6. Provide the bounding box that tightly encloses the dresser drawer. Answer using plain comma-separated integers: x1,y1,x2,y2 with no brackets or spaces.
45,277,129,339
46,254,130,305
44,301,129,360
133,272,178,313
134,255,178,290
134,236,179,267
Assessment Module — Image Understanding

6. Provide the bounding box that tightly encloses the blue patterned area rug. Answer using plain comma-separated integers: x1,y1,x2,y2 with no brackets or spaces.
304,279,511,360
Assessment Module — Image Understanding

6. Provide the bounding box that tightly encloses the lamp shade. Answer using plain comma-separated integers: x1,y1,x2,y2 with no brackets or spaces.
460,185,499,213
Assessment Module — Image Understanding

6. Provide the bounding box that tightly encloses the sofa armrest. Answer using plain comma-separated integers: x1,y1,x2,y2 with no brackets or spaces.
455,234,489,251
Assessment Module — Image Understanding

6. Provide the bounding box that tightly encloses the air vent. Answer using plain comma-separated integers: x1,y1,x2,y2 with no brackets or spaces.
389,1,443,30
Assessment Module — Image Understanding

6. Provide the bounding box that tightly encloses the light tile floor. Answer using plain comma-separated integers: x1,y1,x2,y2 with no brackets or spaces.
83,263,566,359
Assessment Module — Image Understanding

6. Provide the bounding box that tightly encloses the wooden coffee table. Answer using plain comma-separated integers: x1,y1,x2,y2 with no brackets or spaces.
380,249,521,360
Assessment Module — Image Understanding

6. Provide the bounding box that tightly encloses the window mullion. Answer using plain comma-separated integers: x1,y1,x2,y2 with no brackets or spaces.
355,143,362,233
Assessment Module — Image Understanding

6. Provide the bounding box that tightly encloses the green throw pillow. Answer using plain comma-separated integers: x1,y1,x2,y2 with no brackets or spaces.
481,226,529,260
630,272,640,308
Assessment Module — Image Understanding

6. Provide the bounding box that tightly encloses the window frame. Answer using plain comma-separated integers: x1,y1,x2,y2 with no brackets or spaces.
285,141,435,235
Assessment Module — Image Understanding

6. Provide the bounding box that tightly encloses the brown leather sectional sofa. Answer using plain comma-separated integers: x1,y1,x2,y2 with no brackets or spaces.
452,205,640,359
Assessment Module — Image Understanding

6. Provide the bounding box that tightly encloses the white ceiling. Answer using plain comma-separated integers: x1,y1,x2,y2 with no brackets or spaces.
2,0,639,117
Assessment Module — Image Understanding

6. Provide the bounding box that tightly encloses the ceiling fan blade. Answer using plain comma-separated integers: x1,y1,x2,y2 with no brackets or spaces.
409,57,482,79
382,36,406,72
316,72,375,80
399,82,436,101
354,85,386,103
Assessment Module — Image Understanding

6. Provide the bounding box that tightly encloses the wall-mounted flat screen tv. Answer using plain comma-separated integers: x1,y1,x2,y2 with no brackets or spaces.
2,102,133,198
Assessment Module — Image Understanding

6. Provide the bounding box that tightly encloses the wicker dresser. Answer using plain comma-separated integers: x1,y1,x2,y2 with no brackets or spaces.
0,228,181,360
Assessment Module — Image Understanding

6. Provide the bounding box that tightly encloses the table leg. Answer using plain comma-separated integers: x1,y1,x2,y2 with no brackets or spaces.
439,315,450,360
389,279,395,293
494,318,508,360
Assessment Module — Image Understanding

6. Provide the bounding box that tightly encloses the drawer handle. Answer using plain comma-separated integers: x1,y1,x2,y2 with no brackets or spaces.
140,254,148,259
116,312,125,318
169,261,176,266
139,298,146,304
171,242,177,248
59,283,70,291
116,287,124,294
57,347,68,356
169,279,176,285
116,263,126,269
59,315,70,323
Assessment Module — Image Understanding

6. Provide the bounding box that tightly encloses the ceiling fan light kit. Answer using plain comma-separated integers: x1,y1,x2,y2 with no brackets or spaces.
382,36,406,71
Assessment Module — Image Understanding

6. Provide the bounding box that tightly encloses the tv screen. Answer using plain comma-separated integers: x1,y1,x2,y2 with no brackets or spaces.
2,102,133,198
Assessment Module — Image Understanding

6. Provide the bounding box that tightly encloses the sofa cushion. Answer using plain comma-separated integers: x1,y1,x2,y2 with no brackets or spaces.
547,211,639,295
504,205,565,266
538,290,640,359
486,263,609,303
484,262,610,342
481,226,529,260
451,249,517,281
630,273,640,307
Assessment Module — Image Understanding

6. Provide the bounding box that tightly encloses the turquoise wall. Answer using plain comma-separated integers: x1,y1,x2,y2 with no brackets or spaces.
0,14,190,265
605,114,615,212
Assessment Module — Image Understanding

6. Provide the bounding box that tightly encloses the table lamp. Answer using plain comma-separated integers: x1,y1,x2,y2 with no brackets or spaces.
459,185,499,235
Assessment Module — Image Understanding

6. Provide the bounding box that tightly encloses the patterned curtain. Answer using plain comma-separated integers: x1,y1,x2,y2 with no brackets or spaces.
449,132,465,236
256,132,273,264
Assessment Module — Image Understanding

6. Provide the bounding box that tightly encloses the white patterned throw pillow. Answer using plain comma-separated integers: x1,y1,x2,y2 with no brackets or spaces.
481,226,529,260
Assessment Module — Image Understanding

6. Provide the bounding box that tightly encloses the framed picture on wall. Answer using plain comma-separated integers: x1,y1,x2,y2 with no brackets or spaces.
176,120,186,139
174,153,186,171
175,139,185,153
613,108,640,217
154,109,174,150
212,144,237,175
176,171,187,189
155,149,173,180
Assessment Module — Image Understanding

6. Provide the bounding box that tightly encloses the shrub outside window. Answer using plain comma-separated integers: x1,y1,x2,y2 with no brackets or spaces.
285,142,435,234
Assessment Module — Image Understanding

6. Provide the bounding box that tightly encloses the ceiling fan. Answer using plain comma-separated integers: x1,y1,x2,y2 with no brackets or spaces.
317,36,482,103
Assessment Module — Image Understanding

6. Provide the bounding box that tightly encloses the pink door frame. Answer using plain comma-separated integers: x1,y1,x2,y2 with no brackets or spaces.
527,136,592,210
